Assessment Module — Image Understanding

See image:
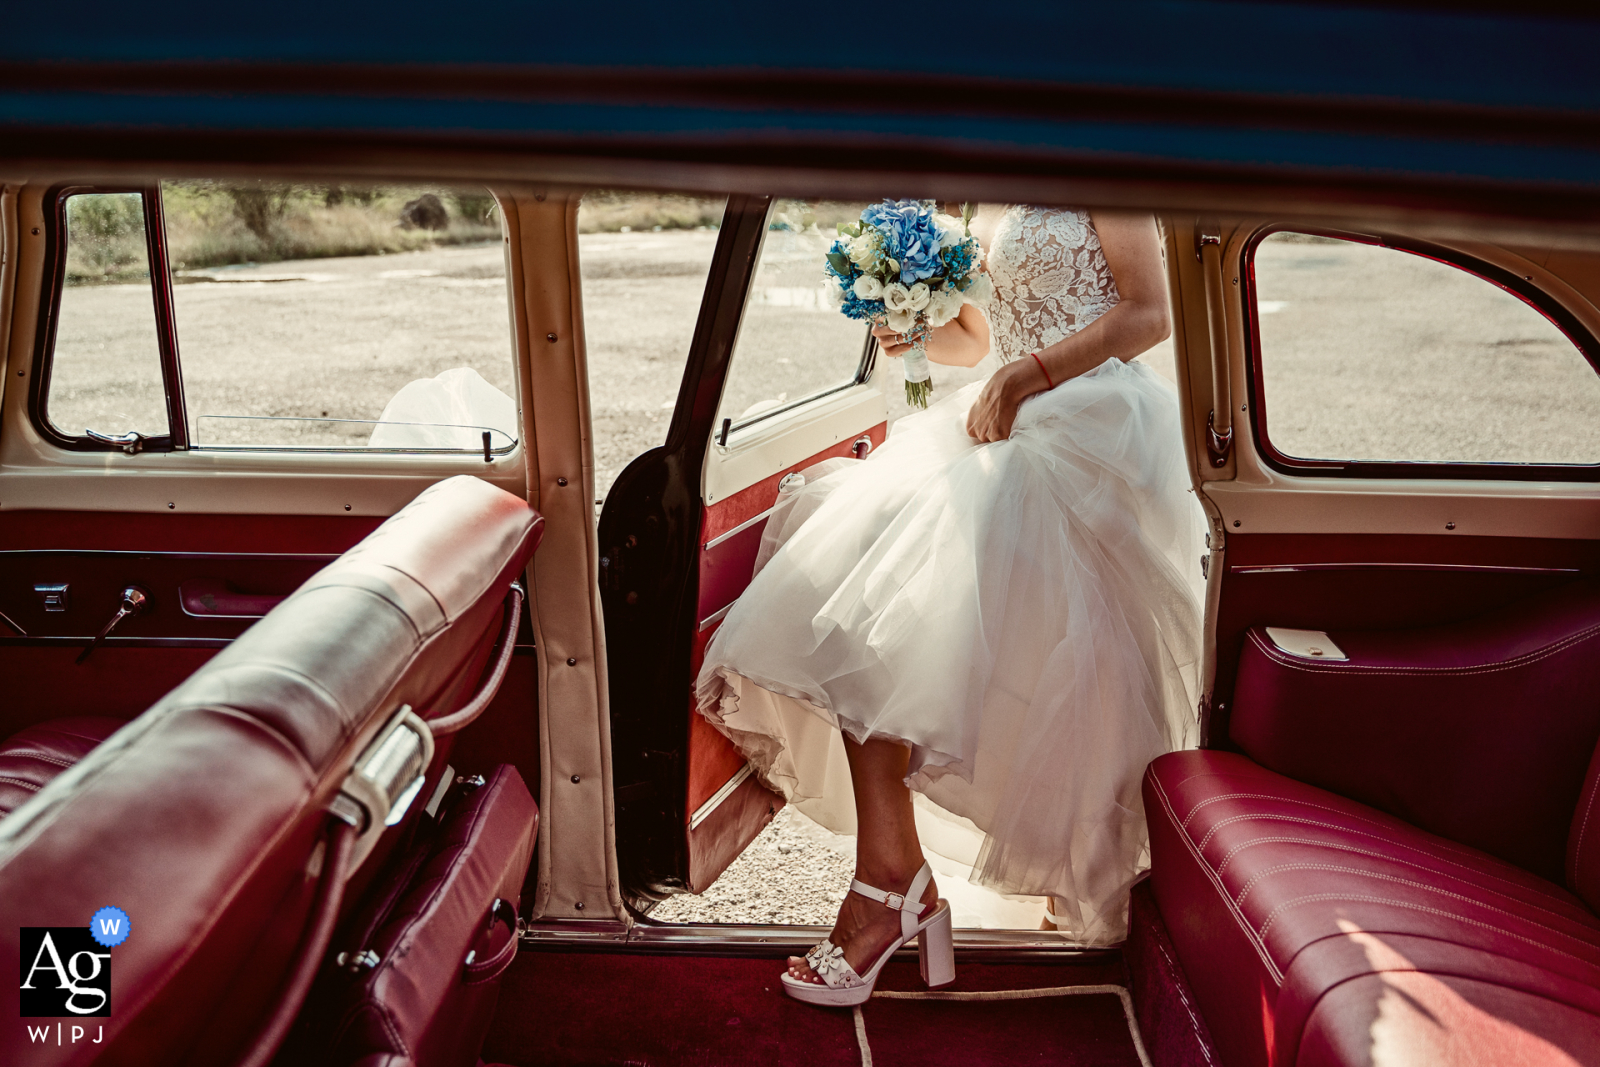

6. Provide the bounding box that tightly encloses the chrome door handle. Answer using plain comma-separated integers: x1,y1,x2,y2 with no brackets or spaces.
76,587,150,665
84,430,147,455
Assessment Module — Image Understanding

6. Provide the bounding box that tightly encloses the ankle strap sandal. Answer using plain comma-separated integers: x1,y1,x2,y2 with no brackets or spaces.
782,861,955,1006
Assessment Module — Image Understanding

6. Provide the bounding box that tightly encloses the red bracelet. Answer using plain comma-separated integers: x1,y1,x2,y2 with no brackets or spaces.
1029,352,1055,390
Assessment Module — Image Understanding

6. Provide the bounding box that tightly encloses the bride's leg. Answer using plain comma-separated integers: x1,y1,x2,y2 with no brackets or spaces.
787,735,939,984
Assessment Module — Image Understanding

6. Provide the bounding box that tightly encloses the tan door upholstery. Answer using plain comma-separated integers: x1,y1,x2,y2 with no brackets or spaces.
500,188,622,922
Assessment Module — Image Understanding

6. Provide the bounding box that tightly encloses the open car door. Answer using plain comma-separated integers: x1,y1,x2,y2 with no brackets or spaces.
600,195,888,904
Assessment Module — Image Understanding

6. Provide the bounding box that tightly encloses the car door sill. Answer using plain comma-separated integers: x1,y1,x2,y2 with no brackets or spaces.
521,918,1117,962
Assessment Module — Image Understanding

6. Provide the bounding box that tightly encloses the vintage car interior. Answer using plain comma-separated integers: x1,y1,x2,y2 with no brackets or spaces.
3,3,1600,1065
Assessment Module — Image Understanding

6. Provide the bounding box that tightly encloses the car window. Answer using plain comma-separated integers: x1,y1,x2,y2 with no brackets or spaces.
1251,231,1600,468
45,191,170,442
714,199,874,437
579,190,726,502
39,181,519,456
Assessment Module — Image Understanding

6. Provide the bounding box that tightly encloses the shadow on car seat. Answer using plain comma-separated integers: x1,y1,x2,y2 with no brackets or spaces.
0,475,543,1067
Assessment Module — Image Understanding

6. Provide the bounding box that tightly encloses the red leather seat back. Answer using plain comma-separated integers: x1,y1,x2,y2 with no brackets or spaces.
297,763,539,1067
1231,578,1600,881
1567,741,1600,911
0,476,540,1067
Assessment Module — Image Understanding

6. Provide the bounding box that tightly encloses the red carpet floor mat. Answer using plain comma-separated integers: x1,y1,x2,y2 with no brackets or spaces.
483,952,1148,1066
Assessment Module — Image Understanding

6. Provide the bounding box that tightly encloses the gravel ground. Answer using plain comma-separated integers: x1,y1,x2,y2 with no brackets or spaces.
651,806,858,926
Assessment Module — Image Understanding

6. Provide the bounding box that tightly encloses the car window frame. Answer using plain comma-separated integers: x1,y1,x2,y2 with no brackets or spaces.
716,200,878,445
33,182,187,454
1243,224,1600,482
32,179,522,460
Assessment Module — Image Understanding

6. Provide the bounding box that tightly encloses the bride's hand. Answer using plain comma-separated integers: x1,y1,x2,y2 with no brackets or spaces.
870,323,914,359
965,359,1041,443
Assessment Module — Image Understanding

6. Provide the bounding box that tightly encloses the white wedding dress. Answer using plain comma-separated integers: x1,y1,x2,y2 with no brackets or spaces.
696,206,1206,945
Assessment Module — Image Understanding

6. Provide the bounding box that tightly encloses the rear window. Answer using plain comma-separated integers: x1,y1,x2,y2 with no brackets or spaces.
1247,231,1600,475
40,181,518,456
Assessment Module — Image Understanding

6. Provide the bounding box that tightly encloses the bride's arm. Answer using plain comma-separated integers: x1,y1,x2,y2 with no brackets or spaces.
870,303,990,368
965,211,1171,443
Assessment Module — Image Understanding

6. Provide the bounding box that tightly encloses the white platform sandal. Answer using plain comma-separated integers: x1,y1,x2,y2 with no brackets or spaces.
782,861,955,1006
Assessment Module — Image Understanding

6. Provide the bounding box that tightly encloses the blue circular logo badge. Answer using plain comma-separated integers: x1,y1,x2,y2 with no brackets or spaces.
89,906,130,948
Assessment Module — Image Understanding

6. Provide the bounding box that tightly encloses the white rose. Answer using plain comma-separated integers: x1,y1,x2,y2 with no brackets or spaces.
848,232,877,266
885,307,916,333
906,282,931,312
853,275,884,300
825,281,847,308
882,282,912,312
934,214,965,241
926,287,963,327
963,273,994,305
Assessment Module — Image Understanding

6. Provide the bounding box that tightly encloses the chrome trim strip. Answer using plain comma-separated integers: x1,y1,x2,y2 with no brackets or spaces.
688,762,753,831
698,602,734,633
1230,562,1582,575
521,919,1115,960
703,508,773,552
0,608,26,636
178,602,271,620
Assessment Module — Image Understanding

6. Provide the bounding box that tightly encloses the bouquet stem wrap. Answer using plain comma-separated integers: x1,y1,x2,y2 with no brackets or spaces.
901,337,932,408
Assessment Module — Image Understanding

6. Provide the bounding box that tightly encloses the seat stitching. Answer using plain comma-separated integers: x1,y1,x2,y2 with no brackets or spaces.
3,752,76,770
1183,792,1392,832
1257,893,1600,962
1149,770,1285,983
1196,811,1493,866
1217,835,1582,911
1247,626,1600,677
0,776,43,792
1234,863,1600,934
1574,773,1600,892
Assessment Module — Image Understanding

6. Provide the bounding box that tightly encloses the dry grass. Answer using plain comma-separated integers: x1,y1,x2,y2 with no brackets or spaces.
62,182,503,284
577,191,726,233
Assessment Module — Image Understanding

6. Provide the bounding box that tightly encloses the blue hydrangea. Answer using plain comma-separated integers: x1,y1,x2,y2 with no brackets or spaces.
861,200,949,285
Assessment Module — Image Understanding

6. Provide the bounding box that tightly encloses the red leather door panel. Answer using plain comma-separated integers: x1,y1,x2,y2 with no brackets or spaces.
0,510,383,741
686,424,886,892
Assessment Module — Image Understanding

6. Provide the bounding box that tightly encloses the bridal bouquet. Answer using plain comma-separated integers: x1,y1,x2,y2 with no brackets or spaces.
824,200,992,408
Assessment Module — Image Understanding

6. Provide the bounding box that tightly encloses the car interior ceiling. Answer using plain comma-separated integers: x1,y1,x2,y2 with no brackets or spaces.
1,170,1599,1067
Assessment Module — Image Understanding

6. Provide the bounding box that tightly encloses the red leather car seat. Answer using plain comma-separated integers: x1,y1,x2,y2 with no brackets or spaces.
0,476,542,1067
1146,750,1600,1067
0,716,124,817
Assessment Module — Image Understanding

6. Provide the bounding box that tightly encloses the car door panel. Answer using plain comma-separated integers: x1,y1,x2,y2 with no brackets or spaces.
684,424,885,890
1166,213,1600,757
602,193,891,904
1209,532,1600,745
0,510,388,740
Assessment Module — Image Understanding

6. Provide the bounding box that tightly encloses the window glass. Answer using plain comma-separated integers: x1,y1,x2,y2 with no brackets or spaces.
161,180,517,452
1254,232,1600,465
715,200,873,432
579,190,726,501
48,192,168,439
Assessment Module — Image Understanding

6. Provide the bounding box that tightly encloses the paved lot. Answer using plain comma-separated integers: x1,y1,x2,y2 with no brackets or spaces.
47,227,1600,928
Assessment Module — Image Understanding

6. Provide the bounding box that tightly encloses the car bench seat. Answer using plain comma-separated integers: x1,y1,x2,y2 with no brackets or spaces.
0,475,543,1067
0,716,125,817
1144,579,1600,1067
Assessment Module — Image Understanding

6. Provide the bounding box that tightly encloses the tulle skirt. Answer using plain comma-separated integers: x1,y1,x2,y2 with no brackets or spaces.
695,356,1206,944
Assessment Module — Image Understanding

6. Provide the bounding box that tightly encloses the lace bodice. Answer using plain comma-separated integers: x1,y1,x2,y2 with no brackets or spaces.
983,206,1119,363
